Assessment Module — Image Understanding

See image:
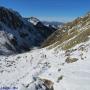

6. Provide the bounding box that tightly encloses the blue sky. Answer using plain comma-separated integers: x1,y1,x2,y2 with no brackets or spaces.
0,0,90,22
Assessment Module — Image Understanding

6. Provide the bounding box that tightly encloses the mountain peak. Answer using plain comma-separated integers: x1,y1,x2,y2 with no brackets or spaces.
27,17,40,25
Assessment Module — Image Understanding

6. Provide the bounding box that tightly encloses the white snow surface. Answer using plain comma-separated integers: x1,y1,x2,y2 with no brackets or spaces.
0,40,90,90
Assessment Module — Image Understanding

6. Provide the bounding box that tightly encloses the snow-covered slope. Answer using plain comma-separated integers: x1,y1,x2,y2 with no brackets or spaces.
0,39,90,90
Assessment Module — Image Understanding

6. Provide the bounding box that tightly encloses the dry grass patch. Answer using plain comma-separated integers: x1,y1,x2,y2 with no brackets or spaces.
65,57,78,63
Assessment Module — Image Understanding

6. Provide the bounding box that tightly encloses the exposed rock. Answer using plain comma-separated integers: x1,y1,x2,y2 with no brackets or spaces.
65,57,78,63
21,78,54,90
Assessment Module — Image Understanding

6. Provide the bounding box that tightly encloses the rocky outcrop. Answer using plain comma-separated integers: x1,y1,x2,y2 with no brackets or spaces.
21,78,54,90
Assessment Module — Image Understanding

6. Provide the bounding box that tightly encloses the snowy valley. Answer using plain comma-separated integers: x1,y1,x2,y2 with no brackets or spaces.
0,6,90,90
0,40,90,90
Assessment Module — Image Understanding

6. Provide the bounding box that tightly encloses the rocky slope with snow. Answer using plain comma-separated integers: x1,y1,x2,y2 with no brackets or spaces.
26,17,56,38
42,12,90,49
0,7,56,55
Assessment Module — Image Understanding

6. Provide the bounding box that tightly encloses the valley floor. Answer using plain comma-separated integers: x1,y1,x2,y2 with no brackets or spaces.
0,41,90,90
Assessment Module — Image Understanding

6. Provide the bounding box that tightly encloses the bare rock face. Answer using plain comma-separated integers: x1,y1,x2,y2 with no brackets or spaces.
0,7,25,30
41,79,54,90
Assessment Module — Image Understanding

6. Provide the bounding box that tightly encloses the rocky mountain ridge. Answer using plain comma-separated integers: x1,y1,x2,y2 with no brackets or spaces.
0,7,56,55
